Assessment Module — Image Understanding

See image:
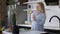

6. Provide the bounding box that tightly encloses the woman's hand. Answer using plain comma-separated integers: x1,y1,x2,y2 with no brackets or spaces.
32,15,36,21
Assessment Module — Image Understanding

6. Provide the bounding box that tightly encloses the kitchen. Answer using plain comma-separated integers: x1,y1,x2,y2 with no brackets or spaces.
0,0,60,34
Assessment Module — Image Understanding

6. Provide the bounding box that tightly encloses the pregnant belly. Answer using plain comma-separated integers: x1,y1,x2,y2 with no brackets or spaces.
32,20,43,26
32,21,40,26
31,21,44,31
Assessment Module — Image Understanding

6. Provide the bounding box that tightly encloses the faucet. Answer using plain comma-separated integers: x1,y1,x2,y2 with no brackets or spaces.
49,15,60,23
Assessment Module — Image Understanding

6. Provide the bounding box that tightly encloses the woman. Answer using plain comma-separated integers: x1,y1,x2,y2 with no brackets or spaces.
29,2,46,31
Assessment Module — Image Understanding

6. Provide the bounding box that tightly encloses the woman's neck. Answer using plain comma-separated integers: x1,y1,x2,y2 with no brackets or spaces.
36,10,41,14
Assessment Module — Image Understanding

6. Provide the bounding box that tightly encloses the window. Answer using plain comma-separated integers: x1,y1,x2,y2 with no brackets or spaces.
45,0,59,6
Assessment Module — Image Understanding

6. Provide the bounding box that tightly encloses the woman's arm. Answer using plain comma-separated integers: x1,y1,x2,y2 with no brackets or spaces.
28,11,33,22
32,14,36,21
39,14,46,25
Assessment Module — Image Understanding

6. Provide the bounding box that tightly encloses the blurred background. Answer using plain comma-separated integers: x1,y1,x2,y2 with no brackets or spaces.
0,0,60,34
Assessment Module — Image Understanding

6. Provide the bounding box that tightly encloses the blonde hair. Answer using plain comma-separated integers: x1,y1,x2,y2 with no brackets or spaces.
37,2,46,16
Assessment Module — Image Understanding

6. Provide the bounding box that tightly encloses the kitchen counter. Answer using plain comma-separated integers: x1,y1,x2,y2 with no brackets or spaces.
17,24,60,30
2,31,47,34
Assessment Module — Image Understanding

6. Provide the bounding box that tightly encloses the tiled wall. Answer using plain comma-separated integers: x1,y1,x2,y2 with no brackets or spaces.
16,6,27,25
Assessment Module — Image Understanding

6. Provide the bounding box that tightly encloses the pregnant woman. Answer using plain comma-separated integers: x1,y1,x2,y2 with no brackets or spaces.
29,2,46,31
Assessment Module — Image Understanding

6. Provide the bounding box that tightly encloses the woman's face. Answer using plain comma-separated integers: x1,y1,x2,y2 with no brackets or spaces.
36,4,41,12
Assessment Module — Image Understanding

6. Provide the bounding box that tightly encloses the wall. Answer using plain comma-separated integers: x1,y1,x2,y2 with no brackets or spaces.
0,0,7,26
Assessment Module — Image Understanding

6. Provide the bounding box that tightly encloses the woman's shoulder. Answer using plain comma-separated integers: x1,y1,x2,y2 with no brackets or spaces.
40,13,45,17
41,13,45,15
